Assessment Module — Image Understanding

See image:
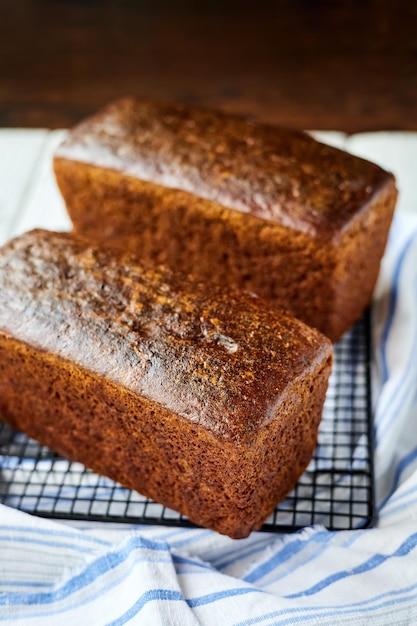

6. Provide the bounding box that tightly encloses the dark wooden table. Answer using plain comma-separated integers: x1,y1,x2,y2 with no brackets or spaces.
1,0,417,132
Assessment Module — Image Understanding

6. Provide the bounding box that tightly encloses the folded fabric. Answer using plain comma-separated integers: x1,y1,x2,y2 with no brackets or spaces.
0,210,416,625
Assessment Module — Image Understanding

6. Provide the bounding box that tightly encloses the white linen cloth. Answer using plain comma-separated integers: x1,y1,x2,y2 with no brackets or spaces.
0,130,417,625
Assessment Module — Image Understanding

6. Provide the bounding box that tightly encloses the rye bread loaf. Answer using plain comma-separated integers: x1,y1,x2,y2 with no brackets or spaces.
0,229,332,538
54,98,397,340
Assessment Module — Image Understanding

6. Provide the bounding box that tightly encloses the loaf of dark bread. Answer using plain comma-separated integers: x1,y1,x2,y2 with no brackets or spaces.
54,98,397,341
0,229,332,538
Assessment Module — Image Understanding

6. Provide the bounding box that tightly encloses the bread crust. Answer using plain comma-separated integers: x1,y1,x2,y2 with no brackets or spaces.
54,99,397,339
0,230,332,537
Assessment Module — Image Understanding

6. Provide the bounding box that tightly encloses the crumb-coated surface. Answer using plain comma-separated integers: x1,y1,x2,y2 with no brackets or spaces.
54,99,397,340
0,230,332,538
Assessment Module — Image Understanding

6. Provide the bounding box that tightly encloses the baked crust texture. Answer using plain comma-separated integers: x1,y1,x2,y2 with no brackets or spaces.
0,229,332,538
54,99,397,339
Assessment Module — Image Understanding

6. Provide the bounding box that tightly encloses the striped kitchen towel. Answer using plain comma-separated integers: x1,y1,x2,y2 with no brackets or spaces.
0,130,417,625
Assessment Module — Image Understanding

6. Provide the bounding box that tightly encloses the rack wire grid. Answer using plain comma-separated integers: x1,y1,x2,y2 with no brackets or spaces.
0,310,375,533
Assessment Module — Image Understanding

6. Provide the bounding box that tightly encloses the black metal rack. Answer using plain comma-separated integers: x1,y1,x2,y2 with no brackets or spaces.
0,311,375,533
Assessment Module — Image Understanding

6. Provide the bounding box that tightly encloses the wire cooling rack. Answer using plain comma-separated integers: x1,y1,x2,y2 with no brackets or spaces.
0,311,375,533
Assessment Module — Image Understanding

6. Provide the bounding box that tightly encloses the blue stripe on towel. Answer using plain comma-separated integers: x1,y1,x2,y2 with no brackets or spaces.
108,587,259,626
380,445,417,508
378,229,417,384
285,532,417,599
0,524,112,547
234,580,417,625
0,536,171,607
243,531,332,584
106,590,186,626
376,277,417,445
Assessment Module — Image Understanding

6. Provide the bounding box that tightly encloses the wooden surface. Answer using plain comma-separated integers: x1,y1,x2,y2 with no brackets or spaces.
1,0,417,131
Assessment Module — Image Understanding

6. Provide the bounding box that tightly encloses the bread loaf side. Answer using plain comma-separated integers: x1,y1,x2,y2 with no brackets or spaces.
0,229,332,538
54,98,397,340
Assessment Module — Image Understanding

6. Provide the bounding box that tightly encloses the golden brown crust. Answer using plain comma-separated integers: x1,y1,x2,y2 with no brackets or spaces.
55,159,396,341
0,230,332,537
0,229,330,443
54,99,397,341
55,98,392,240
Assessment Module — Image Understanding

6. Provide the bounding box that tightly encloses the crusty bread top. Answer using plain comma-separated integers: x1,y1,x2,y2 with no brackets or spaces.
0,229,332,445
55,98,395,240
